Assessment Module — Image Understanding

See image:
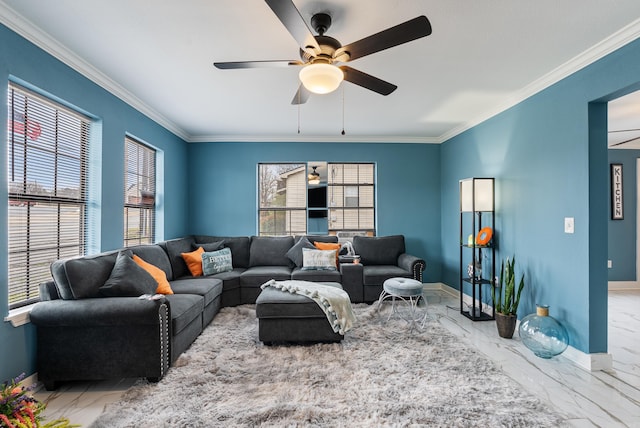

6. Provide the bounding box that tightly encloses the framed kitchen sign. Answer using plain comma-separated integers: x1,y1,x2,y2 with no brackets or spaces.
611,163,623,220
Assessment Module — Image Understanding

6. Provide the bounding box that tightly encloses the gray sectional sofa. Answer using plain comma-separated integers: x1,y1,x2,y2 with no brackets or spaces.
30,234,425,389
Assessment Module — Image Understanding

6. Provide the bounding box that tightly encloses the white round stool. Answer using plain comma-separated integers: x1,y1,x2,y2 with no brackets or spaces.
377,277,428,332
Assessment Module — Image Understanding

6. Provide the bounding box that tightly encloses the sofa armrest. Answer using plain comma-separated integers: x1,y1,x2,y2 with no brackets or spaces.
340,263,364,302
398,253,426,282
39,281,60,301
31,297,170,389
30,297,167,327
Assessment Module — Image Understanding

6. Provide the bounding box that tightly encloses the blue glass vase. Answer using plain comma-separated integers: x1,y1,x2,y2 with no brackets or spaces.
518,305,568,359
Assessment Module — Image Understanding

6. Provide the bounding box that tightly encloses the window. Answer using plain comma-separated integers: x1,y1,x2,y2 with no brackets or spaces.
124,137,156,246
328,163,375,234
7,83,91,309
258,163,307,236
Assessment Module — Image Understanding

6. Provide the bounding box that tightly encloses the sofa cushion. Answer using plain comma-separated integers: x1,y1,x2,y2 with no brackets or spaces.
249,236,294,267
303,235,338,245
132,255,174,294
99,251,157,297
202,247,233,275
162,236,195,279
286,236,315,268
164,294,204,335
195,236,251,269
50,259,74,300
55,251,118,299
169,277,223,306
301,248,337,271
205,268,244,291
193,240,224,252
240,266,292,287
361,265,411,286
129,244,174,280
353,235,405,266
291,267,342,283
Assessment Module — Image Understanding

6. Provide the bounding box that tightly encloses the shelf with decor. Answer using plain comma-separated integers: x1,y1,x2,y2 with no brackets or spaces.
459,177,495,321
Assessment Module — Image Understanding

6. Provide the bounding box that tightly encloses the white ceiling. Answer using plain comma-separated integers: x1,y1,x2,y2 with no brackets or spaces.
608,90,640,149
2,0,640,144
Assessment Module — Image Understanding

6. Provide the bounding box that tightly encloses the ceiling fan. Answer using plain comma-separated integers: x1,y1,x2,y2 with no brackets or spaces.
213,0,432,105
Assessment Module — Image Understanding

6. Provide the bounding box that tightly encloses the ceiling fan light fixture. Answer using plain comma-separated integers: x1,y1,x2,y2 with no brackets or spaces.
299,63,343,94
308,166,320,184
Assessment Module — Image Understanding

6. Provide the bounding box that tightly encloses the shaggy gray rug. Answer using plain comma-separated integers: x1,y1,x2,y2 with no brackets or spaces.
91,304,565,427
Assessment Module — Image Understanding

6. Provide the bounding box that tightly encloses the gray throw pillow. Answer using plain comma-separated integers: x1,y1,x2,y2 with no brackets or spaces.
193,240,224,252
286,236,316,267
202,247,233,276
99,251,157,297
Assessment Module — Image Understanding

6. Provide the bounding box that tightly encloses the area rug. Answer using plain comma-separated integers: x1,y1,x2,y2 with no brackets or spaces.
91,304,565,427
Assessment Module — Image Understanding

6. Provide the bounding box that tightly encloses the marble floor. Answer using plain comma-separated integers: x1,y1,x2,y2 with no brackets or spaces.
35,289,640,427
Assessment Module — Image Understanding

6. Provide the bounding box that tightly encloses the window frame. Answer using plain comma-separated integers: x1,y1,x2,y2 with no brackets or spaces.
123,136,156,247
6,82,91,310
257,163,307,236
327,162,376,235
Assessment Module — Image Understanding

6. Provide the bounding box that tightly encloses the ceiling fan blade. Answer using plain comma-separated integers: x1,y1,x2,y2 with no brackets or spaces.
338,16,432,62
340,66,397,95
291,84,311,105
214,60,302,69
264,0,321,55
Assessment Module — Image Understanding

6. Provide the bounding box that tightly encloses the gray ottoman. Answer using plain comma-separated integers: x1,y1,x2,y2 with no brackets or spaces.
256,282,345,344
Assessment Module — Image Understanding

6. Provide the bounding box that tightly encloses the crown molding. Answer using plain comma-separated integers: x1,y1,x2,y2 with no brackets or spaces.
0,2,190,142
188,134,440,144
438,17,640,144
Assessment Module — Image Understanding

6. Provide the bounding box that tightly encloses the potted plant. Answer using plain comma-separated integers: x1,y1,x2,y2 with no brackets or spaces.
0,373,77,427
493,256,525,338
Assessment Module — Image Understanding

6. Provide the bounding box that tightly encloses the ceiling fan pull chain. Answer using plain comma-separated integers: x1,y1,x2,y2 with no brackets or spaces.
341,85,346,135
297,93,301,134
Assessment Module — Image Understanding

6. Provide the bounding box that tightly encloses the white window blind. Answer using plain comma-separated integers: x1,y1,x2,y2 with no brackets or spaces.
124,137,156,246
328,163,376,234
7,83,91,309
258,163,307,236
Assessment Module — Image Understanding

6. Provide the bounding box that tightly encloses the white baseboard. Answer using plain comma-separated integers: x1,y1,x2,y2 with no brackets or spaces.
562,347,613,371
432,282,613,372
608,281,640,290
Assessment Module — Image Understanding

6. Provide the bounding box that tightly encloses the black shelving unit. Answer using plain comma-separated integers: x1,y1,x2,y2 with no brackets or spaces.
459,178,495,321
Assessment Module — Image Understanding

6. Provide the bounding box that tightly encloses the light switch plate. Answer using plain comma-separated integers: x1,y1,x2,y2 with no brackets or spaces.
564,217,574,234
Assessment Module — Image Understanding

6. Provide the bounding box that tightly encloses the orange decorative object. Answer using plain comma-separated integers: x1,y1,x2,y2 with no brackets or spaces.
476,227,493,246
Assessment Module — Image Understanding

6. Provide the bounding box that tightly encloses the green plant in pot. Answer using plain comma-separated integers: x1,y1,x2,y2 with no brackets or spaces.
493,256,525,338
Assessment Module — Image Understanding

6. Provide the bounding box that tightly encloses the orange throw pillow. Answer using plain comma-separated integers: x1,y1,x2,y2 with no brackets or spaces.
314,242,341,265
132,254,174,295
181,247,205,277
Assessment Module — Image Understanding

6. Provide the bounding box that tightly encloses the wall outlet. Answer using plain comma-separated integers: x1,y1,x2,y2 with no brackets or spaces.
564,217,574,234
608,260,612,268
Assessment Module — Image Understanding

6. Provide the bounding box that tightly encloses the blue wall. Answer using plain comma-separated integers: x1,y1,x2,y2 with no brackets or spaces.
0,24,189,382
187,142,442,283
608,149,640,281
3,18,640,383
441,38,640,353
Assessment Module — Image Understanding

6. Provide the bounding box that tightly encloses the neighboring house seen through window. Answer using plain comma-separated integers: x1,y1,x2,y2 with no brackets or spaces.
6,82,91,309
124,136,156,247
258,163,306,236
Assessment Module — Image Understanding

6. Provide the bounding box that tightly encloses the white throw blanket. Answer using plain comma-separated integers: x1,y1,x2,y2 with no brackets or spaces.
261,280,357,335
